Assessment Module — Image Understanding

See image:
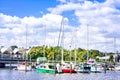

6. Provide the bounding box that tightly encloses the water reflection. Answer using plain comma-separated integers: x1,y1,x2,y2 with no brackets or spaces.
0,69,120,80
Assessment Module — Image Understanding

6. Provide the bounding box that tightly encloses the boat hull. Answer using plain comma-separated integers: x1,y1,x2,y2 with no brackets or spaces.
17,65,31,71
62,69,76,73
115,66,120,71
36,68,56,74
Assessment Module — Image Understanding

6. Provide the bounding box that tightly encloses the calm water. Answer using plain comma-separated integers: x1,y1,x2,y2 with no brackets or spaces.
0,69,120,80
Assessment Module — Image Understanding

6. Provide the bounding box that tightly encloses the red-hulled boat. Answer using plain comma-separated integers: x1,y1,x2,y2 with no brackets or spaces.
61,62,77,73
62,68,76,73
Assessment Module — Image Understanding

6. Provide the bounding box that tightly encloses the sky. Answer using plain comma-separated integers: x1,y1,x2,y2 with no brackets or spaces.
0,0,120,53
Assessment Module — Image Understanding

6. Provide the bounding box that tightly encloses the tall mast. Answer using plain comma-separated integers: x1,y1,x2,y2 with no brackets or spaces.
74,29,77,64
69,45,71,63
75,47,77,64
25,25,28,58
74,31,77,64
56,16,64,62
105,38,107,62
61,17,64,63
70,31,73,63
114,37,116,54
86,24,89,61
43,25,46,57
25,25,28,72
114,37,116,62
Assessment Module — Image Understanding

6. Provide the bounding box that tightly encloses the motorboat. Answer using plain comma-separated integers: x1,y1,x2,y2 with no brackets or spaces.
77,63,91,73
36,63,62,74
87,59,103,73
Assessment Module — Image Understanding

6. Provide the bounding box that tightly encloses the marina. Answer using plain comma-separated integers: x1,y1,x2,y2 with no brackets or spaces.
1,0,120,80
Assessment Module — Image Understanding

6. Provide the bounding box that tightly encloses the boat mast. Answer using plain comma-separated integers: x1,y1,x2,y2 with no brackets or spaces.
69,45,71,63
86,24,89,62
114,37,117,62
105,38,107,62
69,31,73,63
74,33,77,64
56,16,64,62
61,17,64,63
114,37,116,54
74,29,77,64
43,25,46,57
25,25,28,72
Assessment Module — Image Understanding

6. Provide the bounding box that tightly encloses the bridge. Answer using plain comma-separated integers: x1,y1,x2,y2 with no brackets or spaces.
0,57,36,68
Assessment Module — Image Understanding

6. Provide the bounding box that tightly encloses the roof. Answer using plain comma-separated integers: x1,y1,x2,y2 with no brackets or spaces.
97,56,110,60
37,57,47,62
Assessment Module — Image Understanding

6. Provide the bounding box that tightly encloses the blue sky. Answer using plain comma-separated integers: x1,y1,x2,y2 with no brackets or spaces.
0,0,106,25
0,0,120,52
0,0,58,17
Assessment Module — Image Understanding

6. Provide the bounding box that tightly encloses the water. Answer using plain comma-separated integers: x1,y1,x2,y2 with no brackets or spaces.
0,69,120,80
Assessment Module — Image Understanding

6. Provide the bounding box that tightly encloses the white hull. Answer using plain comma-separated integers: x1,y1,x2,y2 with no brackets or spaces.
90,66,103,72
17,62,32,71
17,65,32,71
115,66,120,71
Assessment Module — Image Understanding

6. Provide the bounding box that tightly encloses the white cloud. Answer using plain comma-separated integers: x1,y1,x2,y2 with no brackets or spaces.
48,2,81,14
0,13,72,49
57,0,67,3
47,0,120,52
1,0,120,52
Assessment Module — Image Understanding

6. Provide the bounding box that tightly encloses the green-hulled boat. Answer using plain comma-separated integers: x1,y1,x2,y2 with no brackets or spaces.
36,63,61,74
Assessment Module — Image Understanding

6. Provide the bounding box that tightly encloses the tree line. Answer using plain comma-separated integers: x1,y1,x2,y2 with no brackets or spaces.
27,46,117,63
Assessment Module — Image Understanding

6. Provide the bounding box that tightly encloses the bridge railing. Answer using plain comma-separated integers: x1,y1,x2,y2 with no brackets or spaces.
0,57,36,62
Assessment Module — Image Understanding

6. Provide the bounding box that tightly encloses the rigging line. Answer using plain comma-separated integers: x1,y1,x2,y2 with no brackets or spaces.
57,17,64,47
55,17,64,61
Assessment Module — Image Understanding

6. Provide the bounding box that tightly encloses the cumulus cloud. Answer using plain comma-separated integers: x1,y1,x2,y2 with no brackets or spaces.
48,2,81,14
0,0,120,52
47,0,120,52
0,13,72,49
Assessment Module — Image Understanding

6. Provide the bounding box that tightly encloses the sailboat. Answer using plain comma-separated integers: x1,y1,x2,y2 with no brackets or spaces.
17,62,32,71
59,17,76,73
76,25,101,73
35,25,62,74
61,62,76,73
17,26,32,71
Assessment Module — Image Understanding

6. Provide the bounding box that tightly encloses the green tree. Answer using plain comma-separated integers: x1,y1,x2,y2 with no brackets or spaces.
27,46,106,63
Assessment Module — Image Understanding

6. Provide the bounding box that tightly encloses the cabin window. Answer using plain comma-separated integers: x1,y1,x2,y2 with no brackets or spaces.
49,65,54,69
44,66,46,68
40,66,42,68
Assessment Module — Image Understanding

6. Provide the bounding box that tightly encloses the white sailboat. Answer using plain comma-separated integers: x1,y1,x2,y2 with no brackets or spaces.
17,26,32,71
17,62,32,71
58,17,76,73
36,24,62,74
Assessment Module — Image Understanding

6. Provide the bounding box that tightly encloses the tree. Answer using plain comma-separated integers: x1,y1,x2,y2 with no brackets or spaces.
27,46,107,62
